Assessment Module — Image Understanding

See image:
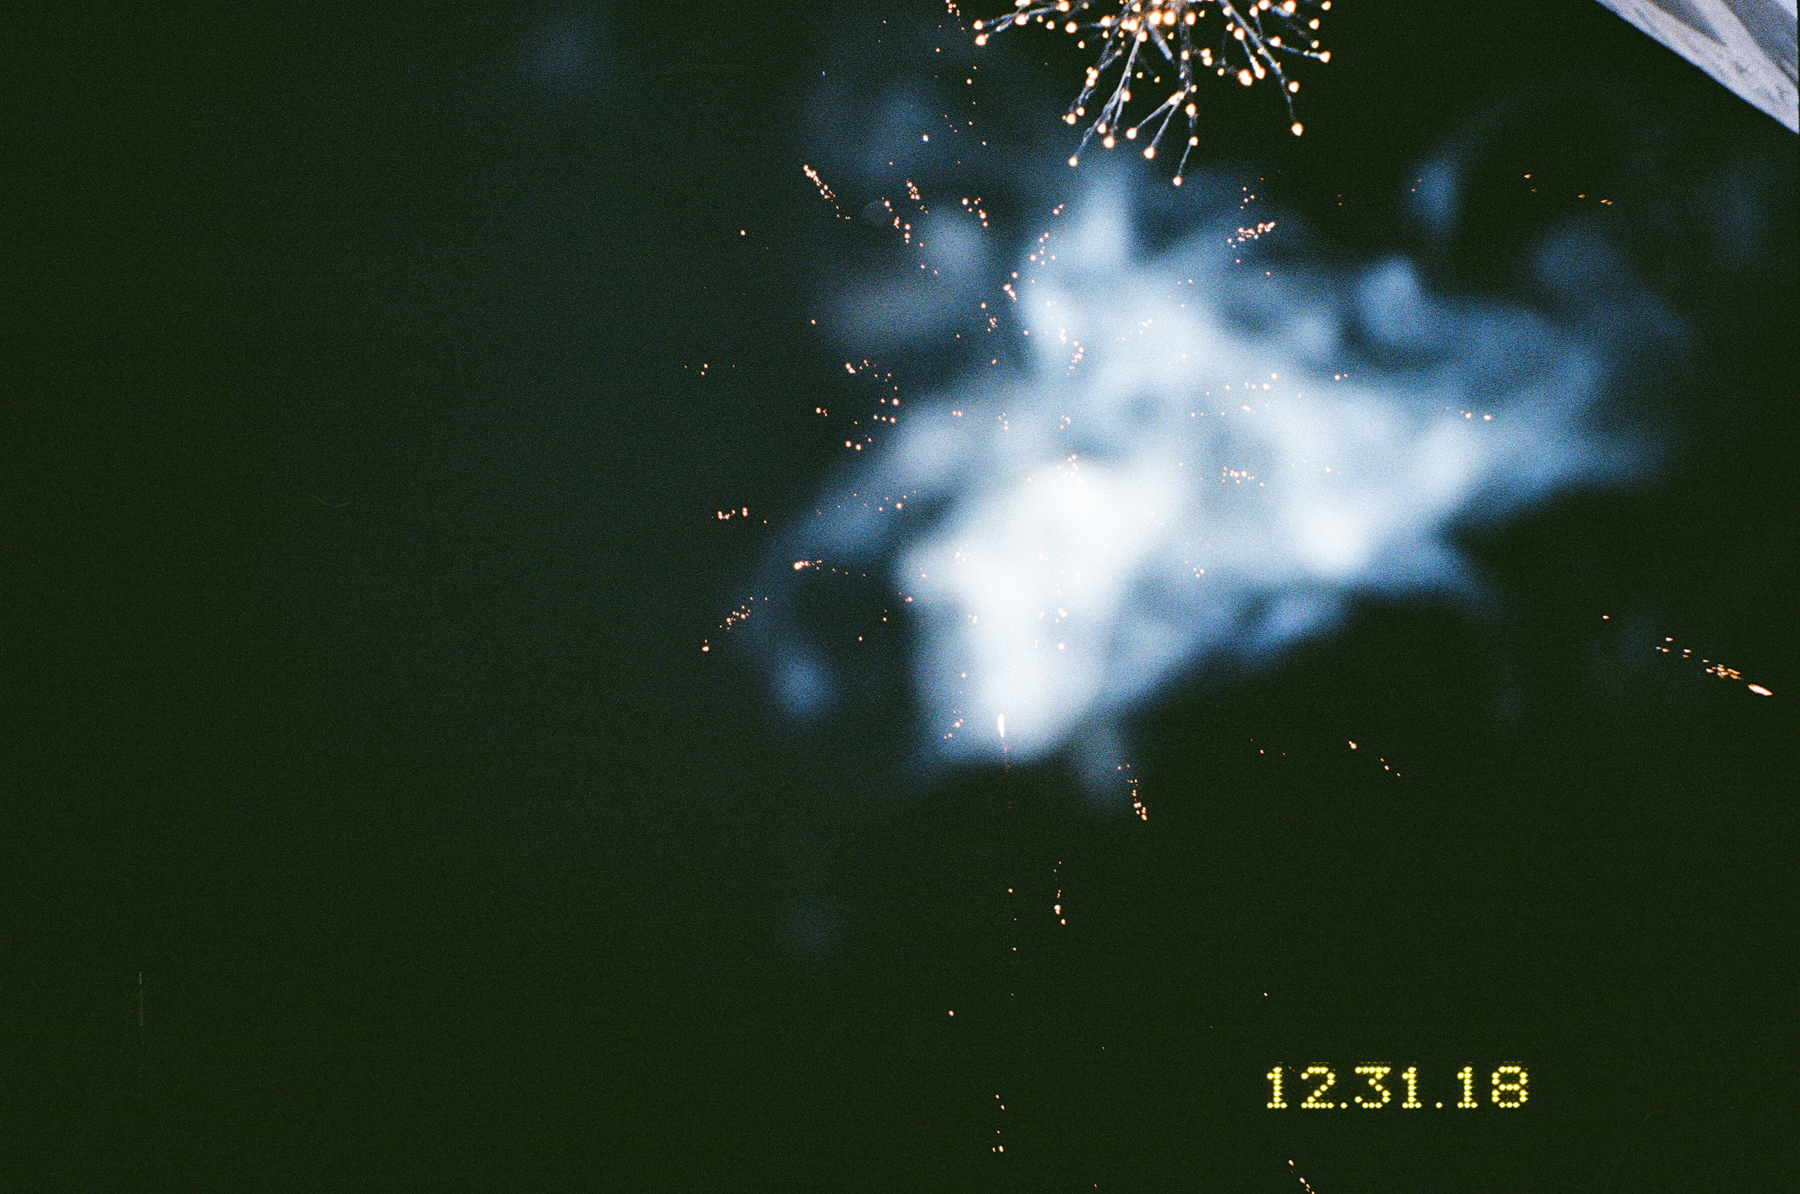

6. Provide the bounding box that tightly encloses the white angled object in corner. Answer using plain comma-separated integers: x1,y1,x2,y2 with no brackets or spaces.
1595,0,1798,130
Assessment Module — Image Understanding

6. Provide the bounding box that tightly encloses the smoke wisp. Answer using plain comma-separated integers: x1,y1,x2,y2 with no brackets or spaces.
753,162,1663,804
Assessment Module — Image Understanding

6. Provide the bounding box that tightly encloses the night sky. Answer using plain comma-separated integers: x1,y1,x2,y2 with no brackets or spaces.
4,2,1795,1191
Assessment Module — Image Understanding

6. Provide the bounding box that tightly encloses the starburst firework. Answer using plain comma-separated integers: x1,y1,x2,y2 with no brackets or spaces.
973,0,1333,184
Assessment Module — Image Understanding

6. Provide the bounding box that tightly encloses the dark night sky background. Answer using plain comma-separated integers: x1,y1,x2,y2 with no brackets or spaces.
3,2,1795,1191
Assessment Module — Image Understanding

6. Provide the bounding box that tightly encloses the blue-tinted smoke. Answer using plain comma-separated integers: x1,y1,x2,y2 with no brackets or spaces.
753,162,1665,804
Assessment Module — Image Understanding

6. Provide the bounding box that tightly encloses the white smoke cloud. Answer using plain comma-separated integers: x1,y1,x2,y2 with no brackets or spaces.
755,169,1657,803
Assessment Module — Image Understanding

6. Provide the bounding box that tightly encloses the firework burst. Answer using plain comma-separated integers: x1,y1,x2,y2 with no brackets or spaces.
974,0,1333,184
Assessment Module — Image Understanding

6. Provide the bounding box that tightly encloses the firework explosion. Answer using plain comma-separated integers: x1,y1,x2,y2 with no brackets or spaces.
974,0,1333,183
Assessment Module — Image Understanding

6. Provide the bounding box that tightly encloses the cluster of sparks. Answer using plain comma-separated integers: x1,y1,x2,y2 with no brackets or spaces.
1117,761,1148,818
839,360,903,450
701,595,768,653
1228,218,1277,247
701,290,921,644
790,558,878,579
803,163,850,220
1654,634,1773,697
1346,739,1399,777
973,0,1332,184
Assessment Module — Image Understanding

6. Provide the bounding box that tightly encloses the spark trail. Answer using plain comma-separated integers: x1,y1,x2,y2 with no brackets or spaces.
974,0,1333,182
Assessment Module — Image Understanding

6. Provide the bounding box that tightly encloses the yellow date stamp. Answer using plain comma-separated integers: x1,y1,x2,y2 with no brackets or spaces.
1266,1065,1528,1110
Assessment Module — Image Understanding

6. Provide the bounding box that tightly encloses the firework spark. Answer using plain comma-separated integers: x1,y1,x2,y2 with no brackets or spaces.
973,0,1333,183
